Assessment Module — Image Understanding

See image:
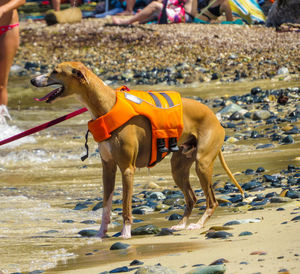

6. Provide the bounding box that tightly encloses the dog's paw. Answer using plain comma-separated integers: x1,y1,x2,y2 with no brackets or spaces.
96,231,107,238
170,224,186,231
186,223,203,230
121,224,132,239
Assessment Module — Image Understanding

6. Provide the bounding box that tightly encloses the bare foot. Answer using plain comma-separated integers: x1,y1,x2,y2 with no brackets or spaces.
112,16,128,25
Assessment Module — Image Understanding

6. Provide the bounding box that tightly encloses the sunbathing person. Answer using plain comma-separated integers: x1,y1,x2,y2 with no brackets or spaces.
112,0,198,24
197,0,233,22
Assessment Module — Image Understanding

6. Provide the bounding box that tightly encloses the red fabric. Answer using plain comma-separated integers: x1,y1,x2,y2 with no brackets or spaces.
0,23,19,36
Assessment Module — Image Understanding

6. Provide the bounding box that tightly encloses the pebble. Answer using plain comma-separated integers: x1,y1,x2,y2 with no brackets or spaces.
270,197,292,203
109,266,129,273
207,226,233,231
256,167,265,173
62,219,74,223
286,190,300,199
131,224,161,235
135,265,177,274
263,175,279,183
81,220,96,224
205,231,233,239
291,215,300,221
242,180,262,191
148,192,166,200
130,259,144,266
168,213,182,221
73,201,91,210
186,264,226,274
223,218,261,226
239,231,253,236
209,258,229,265
92,201,103,211
218,103,243,115
278,268,290,274
110,242,130,250
256,144,274,149
156,228,174,236
250,251,267,255
281,135,294,144
252,110,271,121
143,182,160,189
277,67,289,75
78,229,98,237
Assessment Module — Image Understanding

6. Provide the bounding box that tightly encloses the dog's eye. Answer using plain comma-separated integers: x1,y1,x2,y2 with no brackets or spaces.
72,68,84,79
52,70,58,74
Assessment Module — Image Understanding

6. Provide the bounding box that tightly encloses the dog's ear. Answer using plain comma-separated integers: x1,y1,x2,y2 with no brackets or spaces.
72,68,84,79
71,67,89,84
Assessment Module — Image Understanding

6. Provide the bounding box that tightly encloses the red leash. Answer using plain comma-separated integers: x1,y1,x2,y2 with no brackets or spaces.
0,107,88,146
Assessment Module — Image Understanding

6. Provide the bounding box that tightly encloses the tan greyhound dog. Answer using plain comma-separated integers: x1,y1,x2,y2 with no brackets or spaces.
31,62,244,239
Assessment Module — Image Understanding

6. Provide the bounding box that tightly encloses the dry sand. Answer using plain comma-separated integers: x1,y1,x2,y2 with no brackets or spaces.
51,199,300,274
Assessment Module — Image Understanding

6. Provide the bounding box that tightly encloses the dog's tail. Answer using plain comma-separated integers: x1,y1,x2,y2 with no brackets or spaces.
218,150,244,197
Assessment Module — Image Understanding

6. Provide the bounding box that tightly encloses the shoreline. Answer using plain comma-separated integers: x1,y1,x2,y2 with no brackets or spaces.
49,200,300,274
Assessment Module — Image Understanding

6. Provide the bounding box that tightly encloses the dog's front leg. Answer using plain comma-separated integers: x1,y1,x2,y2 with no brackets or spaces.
120,166,135,239
97,160,117,238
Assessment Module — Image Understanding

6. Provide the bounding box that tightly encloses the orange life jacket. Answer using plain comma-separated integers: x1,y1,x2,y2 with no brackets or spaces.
88,86,183,167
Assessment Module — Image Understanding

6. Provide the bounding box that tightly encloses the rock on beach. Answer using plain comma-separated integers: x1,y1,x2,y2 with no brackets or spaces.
14,20,300,85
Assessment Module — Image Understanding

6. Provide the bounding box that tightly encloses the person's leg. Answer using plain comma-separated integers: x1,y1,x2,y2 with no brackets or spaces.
51,0,60,11
113,1,162,24
126,0,135,13
118,0,136,15
0,25,19,107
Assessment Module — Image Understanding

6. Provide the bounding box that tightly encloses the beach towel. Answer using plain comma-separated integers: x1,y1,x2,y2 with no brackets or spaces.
229,0,265,24
193,18,244,24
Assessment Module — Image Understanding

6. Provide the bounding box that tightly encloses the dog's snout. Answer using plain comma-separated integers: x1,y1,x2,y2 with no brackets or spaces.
30,74,54,87
31,78,37,86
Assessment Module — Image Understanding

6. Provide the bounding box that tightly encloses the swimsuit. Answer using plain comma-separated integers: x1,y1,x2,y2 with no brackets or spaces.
159,0,187,23
202,4,221,21
0,23,19,36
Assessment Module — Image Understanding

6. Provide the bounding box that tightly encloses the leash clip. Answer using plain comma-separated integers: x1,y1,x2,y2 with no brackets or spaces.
81,130,90,161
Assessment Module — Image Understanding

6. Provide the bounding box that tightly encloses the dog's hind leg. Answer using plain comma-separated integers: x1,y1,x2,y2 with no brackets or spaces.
186,125,224,230
97,160,117,238
170,151,197,231
187,160,217,230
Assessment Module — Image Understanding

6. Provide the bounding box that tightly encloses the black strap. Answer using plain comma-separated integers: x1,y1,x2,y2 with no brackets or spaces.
81,130,90,161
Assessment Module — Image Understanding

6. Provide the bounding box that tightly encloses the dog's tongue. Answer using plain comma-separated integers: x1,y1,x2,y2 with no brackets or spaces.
34,88,59,102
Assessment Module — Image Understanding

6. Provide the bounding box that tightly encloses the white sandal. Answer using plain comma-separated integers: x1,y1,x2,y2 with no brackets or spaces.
0,105,12,124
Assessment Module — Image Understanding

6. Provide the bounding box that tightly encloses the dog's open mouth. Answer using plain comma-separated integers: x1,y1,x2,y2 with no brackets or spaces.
34,85,64,103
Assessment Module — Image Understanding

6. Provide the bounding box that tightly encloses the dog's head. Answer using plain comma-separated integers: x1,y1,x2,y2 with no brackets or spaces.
31,62,90,103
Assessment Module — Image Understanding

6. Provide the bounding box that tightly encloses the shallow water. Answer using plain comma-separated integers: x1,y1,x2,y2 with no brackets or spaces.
0,78,299,273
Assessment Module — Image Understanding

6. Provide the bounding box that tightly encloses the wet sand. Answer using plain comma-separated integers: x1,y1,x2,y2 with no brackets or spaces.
52,202,300,274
